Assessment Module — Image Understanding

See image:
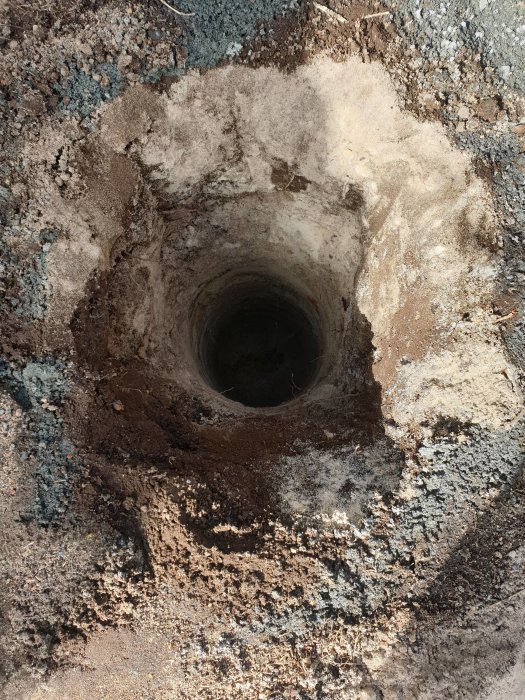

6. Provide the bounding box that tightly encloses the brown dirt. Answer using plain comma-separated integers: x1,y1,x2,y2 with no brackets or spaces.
1,2,525,699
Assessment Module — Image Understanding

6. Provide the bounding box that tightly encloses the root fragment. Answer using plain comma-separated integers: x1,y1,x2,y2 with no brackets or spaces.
361,11,391,20
155,0,195,17
313,3,347,24
492,309,518,324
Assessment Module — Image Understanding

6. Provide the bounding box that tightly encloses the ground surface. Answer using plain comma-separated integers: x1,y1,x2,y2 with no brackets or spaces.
1,1,525,698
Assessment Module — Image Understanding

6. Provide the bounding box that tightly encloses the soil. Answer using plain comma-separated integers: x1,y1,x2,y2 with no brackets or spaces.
1,1,525,699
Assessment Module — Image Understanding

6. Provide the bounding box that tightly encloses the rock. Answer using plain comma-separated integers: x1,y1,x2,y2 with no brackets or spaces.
474,97,500,123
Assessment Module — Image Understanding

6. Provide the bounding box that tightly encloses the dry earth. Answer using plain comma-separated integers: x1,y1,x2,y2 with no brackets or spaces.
1,1,525,699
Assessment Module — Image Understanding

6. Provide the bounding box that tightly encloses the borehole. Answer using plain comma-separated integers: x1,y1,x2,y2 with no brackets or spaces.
197,278,324,408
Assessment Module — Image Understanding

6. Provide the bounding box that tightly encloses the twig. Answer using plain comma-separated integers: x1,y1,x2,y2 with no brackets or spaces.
155,0,195,17
361,11,391,20
485,588,525,610
313,2,347,24
492,309,517,324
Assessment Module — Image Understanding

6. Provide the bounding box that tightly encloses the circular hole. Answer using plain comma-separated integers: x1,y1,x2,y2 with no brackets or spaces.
198,278,323,408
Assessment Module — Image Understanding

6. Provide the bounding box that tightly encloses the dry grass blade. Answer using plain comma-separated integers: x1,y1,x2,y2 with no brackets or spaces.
156,0,195,17
313,2,347,24
361,11,391,20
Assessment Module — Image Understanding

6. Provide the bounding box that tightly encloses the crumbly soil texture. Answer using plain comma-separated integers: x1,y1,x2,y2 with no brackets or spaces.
1,1,525,699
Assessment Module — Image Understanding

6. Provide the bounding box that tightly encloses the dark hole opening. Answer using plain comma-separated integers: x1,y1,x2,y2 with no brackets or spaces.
199,282,322,408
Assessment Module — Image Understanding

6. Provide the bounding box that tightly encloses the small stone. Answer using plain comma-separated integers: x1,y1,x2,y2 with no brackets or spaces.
498,65,512,82
457,105,470,120
112,400,124,412
474,97,500,123
118,54,133,69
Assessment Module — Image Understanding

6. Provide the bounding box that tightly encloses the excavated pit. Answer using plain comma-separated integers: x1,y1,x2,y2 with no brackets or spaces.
71,198,388,538
59,56,522,552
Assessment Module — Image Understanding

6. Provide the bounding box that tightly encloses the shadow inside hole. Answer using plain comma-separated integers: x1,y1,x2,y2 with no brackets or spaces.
199,281,322,408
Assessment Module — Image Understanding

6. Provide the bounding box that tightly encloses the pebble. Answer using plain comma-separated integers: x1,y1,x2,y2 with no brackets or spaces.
498,65,512,81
